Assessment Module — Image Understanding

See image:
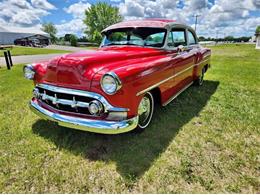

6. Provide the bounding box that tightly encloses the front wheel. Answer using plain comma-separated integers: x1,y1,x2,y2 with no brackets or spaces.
136,92,154,131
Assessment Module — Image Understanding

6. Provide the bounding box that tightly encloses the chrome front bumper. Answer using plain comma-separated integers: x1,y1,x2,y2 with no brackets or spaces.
30,100,138,134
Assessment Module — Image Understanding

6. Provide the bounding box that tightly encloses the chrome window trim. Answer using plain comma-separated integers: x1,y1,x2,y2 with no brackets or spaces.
136,59,208,96
37,84,129,112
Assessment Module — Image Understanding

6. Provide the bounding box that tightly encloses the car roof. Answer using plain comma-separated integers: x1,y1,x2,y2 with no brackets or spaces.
102,19,178,32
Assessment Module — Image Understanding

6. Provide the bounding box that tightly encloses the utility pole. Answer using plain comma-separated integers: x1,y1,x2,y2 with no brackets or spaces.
193,14,201,32
215,30,219,45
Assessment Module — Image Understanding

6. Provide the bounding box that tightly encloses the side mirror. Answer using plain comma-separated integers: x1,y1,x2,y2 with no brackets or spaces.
177,45,185,53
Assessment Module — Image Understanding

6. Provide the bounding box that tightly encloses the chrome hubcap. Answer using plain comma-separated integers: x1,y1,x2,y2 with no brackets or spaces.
138,95,152,128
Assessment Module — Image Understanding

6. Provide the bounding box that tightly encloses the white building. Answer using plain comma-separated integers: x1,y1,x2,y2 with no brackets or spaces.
256,33,260,49
0,26,50,45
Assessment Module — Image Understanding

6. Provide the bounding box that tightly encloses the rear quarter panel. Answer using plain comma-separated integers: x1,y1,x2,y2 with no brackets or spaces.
194,47,211,79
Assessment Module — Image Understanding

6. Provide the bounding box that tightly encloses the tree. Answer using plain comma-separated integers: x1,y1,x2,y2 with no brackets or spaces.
41,22,57,43
83,2,123,43
256,26,260,34
64,34,72,42
70,34,78,47
78,36,89,42
225,36,234,42
198,36,206,41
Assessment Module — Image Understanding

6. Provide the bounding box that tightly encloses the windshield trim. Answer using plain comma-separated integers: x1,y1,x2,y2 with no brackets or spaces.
100,27,168,49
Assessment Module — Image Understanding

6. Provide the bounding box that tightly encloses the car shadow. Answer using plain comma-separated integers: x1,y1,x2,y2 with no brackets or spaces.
32,80,219,180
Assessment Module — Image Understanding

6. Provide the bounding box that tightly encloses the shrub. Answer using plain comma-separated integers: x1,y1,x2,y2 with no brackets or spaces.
70,34,78,47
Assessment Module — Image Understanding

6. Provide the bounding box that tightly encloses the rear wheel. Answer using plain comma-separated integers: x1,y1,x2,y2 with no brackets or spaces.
136,92,154,131
195,67,205,86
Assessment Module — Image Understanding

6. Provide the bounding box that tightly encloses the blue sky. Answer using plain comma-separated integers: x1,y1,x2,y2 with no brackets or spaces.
42,0,112,24
0,0,259,38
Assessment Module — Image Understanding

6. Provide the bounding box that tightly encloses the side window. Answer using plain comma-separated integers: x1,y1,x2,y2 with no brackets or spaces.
188,31,196,45
171,29,187,47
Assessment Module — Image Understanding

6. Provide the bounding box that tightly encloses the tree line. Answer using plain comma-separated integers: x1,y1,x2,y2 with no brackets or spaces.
198,36,252,42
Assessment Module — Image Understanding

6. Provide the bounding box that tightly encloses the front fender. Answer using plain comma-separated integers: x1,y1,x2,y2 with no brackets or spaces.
90,56,173,118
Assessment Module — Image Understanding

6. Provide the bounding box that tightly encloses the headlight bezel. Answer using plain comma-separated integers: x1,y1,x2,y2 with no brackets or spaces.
23,64,35,80
100,72,122,95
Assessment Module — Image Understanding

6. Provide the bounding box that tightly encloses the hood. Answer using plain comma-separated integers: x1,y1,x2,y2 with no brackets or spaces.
42,46,165,90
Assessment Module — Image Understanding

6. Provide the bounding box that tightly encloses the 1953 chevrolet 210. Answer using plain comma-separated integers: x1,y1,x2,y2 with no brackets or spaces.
24,19,211,134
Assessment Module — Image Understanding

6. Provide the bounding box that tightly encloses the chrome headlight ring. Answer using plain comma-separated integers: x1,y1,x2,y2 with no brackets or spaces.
23,64,35,80
100,72,122,95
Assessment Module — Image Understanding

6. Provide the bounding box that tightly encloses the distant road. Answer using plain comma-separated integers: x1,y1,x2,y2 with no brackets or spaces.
0,45,95,67
0,53,67,67
45,45,89,51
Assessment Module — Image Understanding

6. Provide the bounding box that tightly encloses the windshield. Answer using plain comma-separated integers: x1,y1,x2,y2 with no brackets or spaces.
101,27,167,48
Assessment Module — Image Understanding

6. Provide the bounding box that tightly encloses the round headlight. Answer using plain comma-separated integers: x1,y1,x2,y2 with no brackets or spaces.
88,100,103,115
101,72,122,95
23,64,35,80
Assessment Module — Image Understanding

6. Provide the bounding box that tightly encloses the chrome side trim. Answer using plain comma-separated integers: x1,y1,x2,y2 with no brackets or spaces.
136,59,209,96
162,81,193,106
37,84,129,112
136,64,194,96
30,100,138,134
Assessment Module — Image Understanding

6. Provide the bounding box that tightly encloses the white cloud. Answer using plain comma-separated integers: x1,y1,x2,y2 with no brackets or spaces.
55,1,91,36
0,0,54,27
11,9,48,25
120,0,144,17
64,1,91,19
0,0,259,37
55,18,85,36
31,0,56,10
118,0,260,37
110,0,122,2
9,0,31,9
253,0,260,8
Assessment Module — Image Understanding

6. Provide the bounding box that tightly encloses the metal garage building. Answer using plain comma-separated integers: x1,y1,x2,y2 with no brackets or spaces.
0,26,50,46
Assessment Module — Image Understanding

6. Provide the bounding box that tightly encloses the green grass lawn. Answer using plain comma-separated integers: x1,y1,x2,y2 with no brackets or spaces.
0,44,259,193
0,46,68,57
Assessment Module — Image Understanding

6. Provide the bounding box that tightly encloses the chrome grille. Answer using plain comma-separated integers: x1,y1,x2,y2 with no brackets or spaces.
34,85,96,115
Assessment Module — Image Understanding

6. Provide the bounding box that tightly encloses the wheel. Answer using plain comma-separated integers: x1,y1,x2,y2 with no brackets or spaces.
195,67,205,86
135,92,154,131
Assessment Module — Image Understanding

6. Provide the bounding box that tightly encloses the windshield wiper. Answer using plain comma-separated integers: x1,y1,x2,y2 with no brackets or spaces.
126,43,144,47
103,42,144,47
103,43,124,46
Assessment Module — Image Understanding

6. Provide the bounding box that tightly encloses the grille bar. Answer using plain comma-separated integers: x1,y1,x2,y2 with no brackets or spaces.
36,90,89,108
34,84,129,113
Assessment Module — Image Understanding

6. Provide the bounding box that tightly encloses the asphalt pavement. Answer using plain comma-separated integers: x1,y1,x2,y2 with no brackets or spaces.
0,53,67,67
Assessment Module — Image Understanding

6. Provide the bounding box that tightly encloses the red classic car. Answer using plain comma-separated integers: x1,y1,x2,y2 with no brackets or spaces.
24,19,211,134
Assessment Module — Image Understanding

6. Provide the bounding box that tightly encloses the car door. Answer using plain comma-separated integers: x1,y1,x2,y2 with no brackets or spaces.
172,28,196,88
187,29,201,80
163,28,196,103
